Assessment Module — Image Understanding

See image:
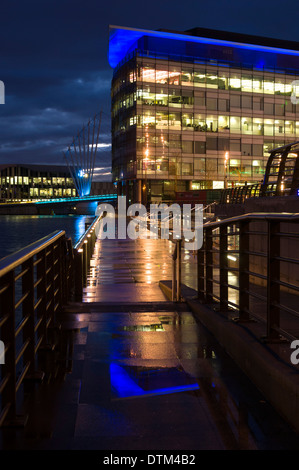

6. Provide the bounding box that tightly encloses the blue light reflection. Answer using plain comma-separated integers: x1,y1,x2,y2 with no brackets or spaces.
110,363,200,399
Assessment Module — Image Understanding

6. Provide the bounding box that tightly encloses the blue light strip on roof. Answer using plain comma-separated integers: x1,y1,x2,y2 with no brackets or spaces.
108,25,299,69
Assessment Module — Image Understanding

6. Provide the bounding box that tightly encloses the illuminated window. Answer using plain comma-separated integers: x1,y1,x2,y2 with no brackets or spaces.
253,118,263,135
264,79,274,94
274,120,284,135
241,76,252,92
182,113,193,130
275,81,285,95
230,116,240,133
242,117,252,134
252,160,264,174
229,76,241,90
206,74,218,88
218,115,229,130
181,70,193,86
205,116,218,132
213,181,224,189
168,67,181,85
218,73,229,90
194,114,206,131
156,111,168,129
169,89,182,107
285,121,295,135
252,77,263,93
169,112,181,129
264,119,274,136
193,70,205,86
141,67,156,83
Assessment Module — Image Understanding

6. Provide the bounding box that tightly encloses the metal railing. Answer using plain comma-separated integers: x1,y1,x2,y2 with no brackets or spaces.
219,184,262,204
197,213,299,343
0,230,73,426
219,182,292,205
73,215,103,300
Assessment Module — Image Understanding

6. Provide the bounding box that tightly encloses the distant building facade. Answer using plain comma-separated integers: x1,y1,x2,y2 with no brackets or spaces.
109,25,299,204
0,164,76,200
90,181,116,195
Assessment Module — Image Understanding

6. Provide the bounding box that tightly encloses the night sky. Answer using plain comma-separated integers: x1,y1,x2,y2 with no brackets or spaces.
1,0,298,181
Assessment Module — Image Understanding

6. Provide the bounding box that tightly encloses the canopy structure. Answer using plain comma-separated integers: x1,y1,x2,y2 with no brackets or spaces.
64,112,102,197
261,141,299,196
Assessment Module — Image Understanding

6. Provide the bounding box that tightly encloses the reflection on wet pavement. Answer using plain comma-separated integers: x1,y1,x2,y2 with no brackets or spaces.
2,306,298,450
84,236,201,302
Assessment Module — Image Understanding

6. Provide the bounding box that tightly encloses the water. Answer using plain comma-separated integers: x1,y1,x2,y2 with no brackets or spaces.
0,214,93,260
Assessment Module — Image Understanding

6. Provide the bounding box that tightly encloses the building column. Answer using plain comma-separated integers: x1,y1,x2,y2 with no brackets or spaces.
136,179,142,204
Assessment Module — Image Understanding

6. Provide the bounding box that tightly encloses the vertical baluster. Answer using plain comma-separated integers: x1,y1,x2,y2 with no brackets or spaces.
220,224,228,311
37,248,47,348
239,220,250,322
22,258,35,376
267,220,281,341
197,236,205,301
206,226,213,303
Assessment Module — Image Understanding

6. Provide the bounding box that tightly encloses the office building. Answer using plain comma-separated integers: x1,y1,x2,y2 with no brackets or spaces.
0,164,76,200
109,25,299,204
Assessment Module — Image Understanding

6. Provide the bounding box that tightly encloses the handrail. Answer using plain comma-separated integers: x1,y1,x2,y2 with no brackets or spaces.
0,231,65,278
74,215,101,250
204,211,299,229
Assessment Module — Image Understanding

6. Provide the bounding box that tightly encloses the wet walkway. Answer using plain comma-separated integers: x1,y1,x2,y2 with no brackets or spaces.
1,236,299,450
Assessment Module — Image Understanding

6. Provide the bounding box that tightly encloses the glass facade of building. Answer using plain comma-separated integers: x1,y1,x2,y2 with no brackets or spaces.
109,26,299,203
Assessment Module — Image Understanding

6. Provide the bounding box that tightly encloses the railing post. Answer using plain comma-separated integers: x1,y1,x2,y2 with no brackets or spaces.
267,220,281,341
83,241,88,287
74,249,83,302
46,244,55,338
197,239,205,301
239,220,250,322
0,271,16,426
220,224,228,311
22,257,35,377
172,242,177,301
56,238,64,309
176,239,181,301
63,237,73,303
205,226,213,303
36,248,47,348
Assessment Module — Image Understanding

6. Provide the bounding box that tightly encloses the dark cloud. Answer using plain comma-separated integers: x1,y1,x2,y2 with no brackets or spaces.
0,0,298,181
